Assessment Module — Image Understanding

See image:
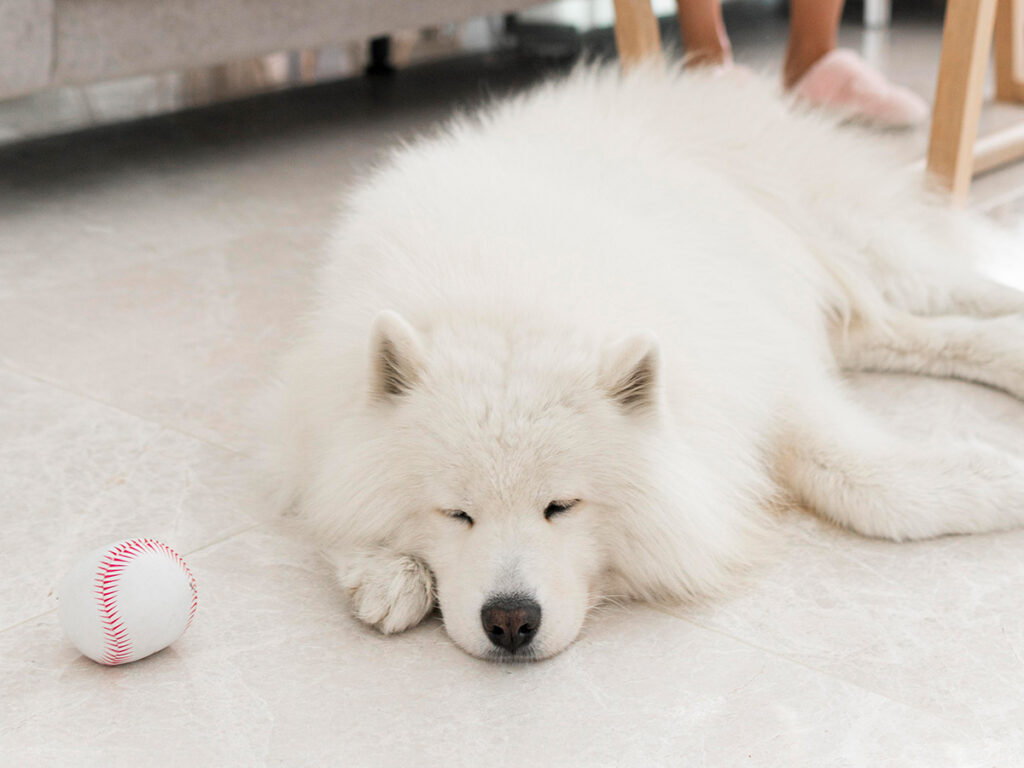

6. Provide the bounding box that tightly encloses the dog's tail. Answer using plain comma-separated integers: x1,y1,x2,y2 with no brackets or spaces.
777,381,1024,541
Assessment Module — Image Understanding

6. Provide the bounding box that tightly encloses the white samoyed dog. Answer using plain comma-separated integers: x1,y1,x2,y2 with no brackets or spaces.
260,63,1024,662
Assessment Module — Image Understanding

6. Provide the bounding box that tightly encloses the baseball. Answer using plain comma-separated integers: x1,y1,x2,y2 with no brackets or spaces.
58,538,198,665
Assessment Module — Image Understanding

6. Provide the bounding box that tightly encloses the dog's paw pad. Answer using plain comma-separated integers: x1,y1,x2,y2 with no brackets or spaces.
340,553,435,634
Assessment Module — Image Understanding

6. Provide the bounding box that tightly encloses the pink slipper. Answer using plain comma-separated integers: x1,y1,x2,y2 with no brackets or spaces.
790,49,929,129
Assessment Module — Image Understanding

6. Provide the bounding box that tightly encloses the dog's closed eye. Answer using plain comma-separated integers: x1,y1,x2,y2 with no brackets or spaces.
441,509,474,525
544,500,579,520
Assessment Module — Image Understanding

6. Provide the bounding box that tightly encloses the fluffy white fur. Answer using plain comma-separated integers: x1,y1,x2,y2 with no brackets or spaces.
259,63,1024,661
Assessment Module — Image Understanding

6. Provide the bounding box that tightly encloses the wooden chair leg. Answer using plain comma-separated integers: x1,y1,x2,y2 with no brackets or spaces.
926,0,999,202
612,0,662,69
995,0,1024,102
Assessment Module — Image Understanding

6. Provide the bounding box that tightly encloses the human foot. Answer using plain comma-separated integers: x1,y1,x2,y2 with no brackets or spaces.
788,49,928,128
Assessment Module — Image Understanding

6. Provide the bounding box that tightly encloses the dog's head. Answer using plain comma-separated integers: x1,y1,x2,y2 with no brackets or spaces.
331,309,752,661
349,309,671,661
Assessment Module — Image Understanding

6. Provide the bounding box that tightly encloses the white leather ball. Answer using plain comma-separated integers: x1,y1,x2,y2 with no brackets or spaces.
58,538,198,665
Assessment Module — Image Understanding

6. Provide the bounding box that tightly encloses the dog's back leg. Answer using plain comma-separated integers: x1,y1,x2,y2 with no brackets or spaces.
778,383,1024,540
836,310,1024,401
939,277,1024,318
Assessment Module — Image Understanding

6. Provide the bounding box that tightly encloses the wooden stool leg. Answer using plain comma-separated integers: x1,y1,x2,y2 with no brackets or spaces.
612,0,662,69
926,0,999,202
995,0,1024,102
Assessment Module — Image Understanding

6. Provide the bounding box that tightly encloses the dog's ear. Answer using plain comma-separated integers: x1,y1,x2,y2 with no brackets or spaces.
369,310,425,399
599,333,660,413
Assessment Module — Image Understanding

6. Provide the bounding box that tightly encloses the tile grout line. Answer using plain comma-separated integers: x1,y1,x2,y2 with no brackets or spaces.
185,521,265,557
0,360,247,457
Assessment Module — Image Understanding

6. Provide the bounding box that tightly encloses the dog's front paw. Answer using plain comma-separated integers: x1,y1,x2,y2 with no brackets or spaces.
337,550,435,634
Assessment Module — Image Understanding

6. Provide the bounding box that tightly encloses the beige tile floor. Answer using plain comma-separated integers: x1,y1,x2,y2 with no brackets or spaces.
4,8,1024,767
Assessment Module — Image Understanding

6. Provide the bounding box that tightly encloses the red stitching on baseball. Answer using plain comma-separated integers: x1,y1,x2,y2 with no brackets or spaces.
92,538,199,665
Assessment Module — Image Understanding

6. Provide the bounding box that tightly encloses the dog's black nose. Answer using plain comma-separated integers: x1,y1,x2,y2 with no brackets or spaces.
481,596,541,653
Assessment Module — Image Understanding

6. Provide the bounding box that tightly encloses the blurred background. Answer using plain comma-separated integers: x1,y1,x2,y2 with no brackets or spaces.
0,0,952,144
